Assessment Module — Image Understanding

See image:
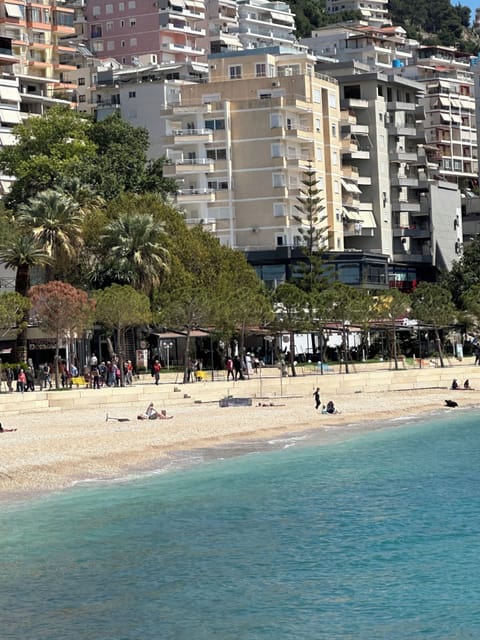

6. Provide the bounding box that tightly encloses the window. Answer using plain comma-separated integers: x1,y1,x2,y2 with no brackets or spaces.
128,0,136,7
78,77,85,86
129,18,136,27
270,113,282,128
130,37,137,46
274,203,286,217
92,41,104,52
313,89,321,103
207,179,228,190
90,24,102,38
106,21,113,31
206,148,227,160
454,159,462,171
78,95,86,103
334,180,339,194
316,146,323,161
271,143,282,157
128,91,136,98
204,119,225,130
328,92,337,108
107,41,114,51
105,4,113,13
333,150,338,165
315,118,321,133
119,2,125,9
331,123,337,137
229,65,242,79
92,6,101,17
273,173,285,188
276,234,287,246
256,63,266,77
344,85,361,100
121,40,125,47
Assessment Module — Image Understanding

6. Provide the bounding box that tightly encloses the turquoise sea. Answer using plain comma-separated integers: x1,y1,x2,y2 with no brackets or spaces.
2,409,480,639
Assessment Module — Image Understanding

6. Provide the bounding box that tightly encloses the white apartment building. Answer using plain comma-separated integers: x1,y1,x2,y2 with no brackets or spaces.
160,47,343,253
326,0,390,27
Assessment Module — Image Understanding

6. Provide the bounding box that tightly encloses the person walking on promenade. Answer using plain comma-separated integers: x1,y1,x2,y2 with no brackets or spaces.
226,357,234,381
313,387,321,410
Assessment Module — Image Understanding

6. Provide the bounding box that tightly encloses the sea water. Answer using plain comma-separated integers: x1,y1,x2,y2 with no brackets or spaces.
2,410,480,639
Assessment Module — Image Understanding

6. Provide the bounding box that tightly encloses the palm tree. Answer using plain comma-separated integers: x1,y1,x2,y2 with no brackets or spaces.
0,233,50,297
94,212,170,296
0,233,50,361
16,189,84,280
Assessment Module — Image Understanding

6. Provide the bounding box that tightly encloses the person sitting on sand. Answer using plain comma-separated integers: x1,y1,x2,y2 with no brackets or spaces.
464,379,473,390
324,400,339,414
137,403,173,420
451,379,459,390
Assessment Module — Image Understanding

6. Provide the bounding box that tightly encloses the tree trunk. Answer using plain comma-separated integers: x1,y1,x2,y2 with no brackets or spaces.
117,327,125,386
183,328,192,384
54,331,60,389
289,330,296,377
14,264,30,363
342,324,349,374
434,328,445,368
392,322,399,370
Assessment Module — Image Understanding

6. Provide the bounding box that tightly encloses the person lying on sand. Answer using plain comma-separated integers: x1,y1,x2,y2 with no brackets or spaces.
445,399,458,408
257,402,286,407
0,423,17,432
138,403,173,420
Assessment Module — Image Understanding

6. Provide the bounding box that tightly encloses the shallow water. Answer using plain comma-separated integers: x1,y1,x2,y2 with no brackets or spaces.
2,410,480,639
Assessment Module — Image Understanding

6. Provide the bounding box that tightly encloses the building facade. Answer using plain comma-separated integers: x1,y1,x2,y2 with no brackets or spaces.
159,47,344,254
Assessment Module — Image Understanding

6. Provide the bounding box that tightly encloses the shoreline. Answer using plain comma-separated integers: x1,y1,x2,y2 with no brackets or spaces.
1,383,478,506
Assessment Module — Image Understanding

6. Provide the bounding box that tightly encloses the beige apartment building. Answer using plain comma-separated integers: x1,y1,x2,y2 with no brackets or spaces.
161,47,343,253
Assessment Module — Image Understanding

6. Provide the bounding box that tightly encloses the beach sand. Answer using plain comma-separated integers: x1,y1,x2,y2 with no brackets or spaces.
0,370,478,503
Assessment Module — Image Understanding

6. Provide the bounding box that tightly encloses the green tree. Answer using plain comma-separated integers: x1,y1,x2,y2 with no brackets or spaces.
442,236,480,305
373,289,411,370
0,292,30,339
17,189,84,281
87,113,151,199
0,106,96,207
92,210,170,296
272,282,309,377
411,282,456,368
94,284,152,386
29,281,95,388
0,233,51,361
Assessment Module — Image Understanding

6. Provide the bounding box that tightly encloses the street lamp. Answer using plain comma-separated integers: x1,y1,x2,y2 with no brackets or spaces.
162,341,174,370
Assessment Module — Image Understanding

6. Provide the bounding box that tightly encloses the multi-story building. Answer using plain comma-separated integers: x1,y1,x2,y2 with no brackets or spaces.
400,45,477,190
0,0,76,115
234,0,299,51
320,59,462,286
326,0,390,27
160,47,343,262
84,0,206,66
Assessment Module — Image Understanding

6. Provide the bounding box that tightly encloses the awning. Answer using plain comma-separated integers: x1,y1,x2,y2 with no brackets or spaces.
4,3,23,18
461,99,474,110
216,34,241,46
185,0,204,8
439,96,450,107
451,114,462,124
341,179,361,194
359,210,377,228
0,86,19,103
0,132,15,145
450,98,461,108
0,108,21,124
170,0,186,7
343,208,362,222
440,113,451,123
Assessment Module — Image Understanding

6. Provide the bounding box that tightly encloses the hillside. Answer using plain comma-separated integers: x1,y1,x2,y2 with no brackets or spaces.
290,0,480,53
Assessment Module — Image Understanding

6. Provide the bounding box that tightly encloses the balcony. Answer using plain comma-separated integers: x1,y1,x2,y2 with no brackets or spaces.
393,225,431,238
393,253,432,264
340,98,369,110
176,188,216,203
390,175,419,188
387,123,417,137
386,101,416,111
389,150,418,163
172,128,213,144
163,157,215,176
341,123,369,135
391,200,422,213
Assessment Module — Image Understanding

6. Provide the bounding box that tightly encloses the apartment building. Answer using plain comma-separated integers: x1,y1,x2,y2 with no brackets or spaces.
325,0,390,27
160,47,343,262
320,59,462,286
0,0,76,114
400,46,477,189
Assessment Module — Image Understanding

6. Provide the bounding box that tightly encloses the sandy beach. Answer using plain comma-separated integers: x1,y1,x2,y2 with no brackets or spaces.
1,362,479,503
